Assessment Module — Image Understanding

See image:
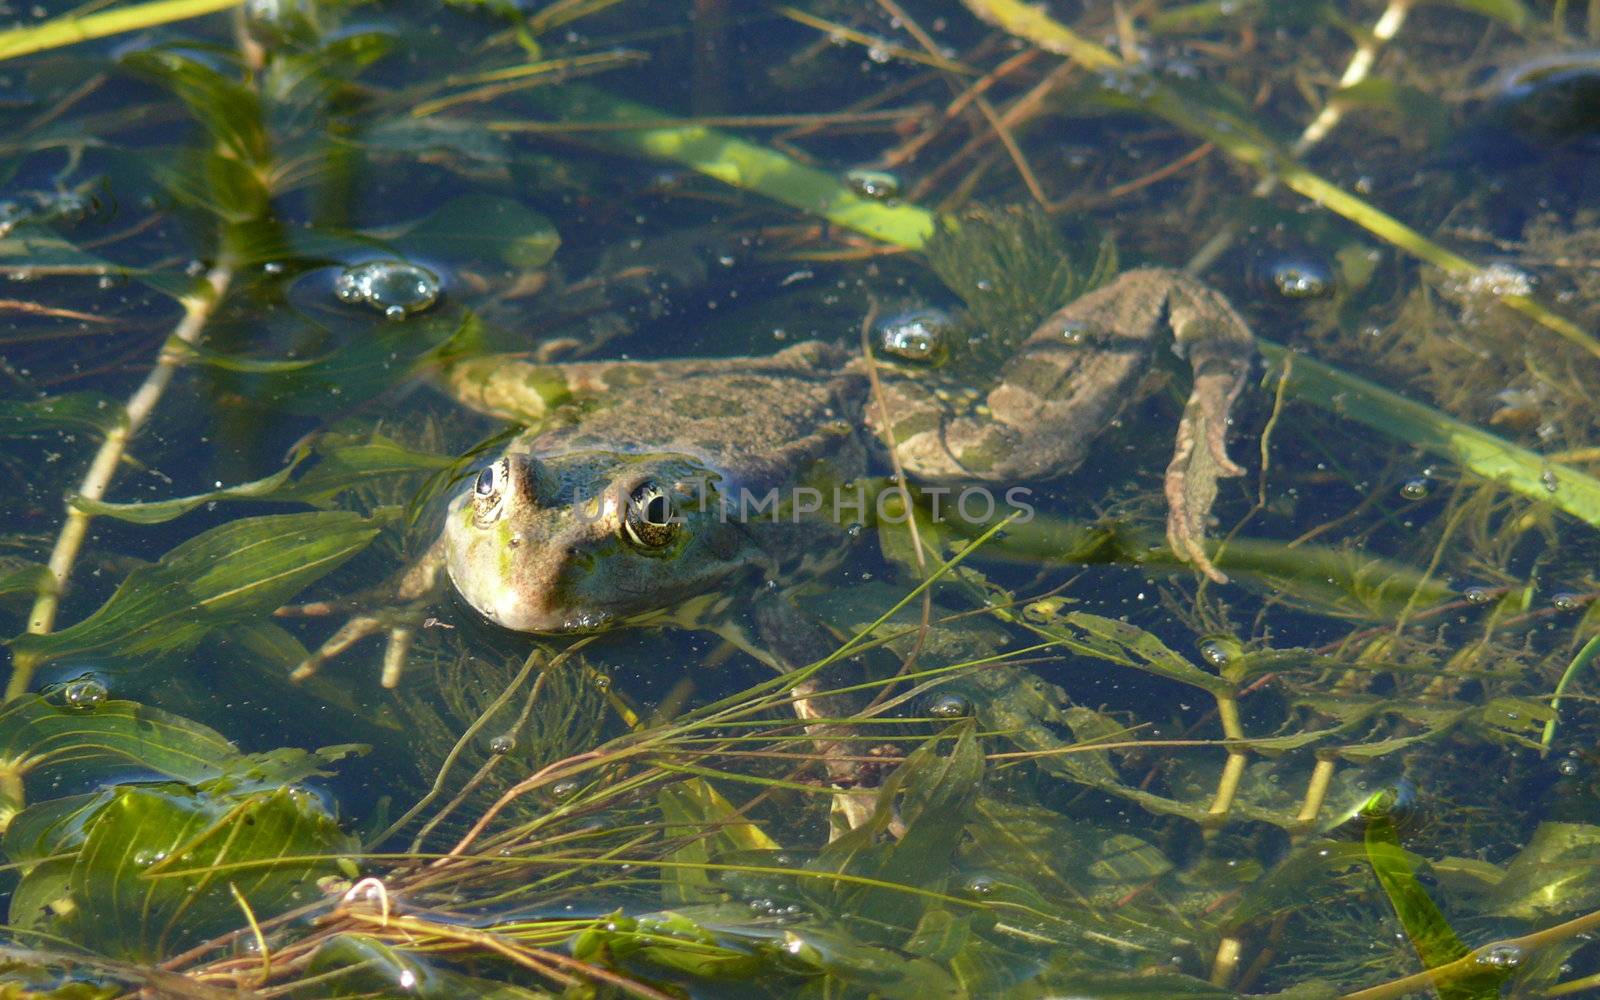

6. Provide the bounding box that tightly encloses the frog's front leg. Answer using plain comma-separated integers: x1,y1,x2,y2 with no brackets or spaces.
881,267,1253,582
280,535,448,688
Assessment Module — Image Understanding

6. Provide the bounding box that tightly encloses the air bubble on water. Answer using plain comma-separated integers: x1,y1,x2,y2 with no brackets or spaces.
61,674,107,709
333,259,441,318
1476,942,1524,969
1267,259,1333,299
1399,477,1430,500
925,692,973,719
876,307,950,363
844,169,901,200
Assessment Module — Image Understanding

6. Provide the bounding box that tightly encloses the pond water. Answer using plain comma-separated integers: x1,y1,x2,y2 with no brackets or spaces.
1,1,1599,997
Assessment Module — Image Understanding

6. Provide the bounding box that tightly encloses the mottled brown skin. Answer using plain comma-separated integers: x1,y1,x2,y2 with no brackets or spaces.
439,268,1255,638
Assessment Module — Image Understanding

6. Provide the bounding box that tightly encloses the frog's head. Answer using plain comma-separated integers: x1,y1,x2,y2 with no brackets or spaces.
443,450,758,632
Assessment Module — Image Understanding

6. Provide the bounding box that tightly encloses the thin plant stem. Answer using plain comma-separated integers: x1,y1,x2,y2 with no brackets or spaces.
1206,693,1248,822
1187,0,1415,274
1294,756,1338,831
6,255,236,704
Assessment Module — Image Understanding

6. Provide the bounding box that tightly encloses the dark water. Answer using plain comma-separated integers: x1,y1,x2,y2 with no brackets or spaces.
1,1,1599,996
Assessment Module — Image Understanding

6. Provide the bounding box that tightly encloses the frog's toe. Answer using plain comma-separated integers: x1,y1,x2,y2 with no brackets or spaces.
290,615,386,682
1166,503,1228,584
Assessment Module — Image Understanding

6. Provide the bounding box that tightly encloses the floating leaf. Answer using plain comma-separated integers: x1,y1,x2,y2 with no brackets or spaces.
15,783,354,960
0,693,362,796
0,695,236,790
8,510,383,665
402,194,560,269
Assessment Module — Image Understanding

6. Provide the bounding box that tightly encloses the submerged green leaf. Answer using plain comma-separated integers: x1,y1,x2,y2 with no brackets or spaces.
16,783,355,960
231,309,479,415
524,85,935,249
1429,0,1529,29
0,393,120,437
402,194,560,268
1027,611,1233,694
1364,804,1505,999
817,723,983,933
1486,823,1600,920
70,450,313,523
8,510,383,665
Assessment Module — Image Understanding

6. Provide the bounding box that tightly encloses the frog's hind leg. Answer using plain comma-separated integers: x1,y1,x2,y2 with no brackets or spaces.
1155,271,1254,582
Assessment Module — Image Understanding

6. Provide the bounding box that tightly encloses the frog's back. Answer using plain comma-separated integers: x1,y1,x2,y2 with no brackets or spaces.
453,341,869,494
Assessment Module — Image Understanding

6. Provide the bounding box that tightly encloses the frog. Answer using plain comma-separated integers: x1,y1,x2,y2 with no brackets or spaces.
289,267,1255,688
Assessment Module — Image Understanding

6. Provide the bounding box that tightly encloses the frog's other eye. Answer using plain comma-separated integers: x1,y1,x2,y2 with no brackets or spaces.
623,482,678,549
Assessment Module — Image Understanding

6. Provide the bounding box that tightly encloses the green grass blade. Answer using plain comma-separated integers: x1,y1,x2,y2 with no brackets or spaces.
1260,342,1600,528
1540,633,1600,751
522,86,934,250
0,0,243,63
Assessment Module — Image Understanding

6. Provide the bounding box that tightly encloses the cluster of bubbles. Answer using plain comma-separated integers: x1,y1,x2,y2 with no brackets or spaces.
333,259,442,319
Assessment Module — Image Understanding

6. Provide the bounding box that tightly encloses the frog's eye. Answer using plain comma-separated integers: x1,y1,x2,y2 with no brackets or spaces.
474,464,498,498
623,482,678,549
